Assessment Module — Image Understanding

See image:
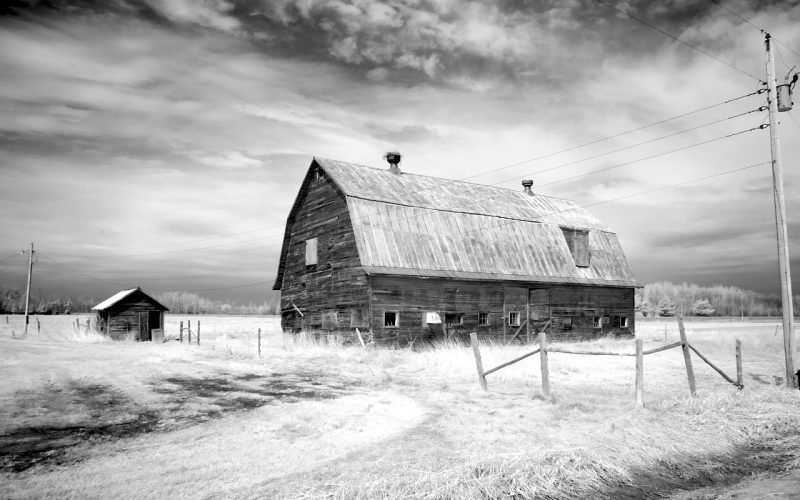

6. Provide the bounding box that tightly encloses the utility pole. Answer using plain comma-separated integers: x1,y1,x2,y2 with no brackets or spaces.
765,33,796,388
23,242,34,337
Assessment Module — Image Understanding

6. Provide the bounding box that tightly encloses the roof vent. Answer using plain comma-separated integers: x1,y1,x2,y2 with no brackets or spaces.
385,151,401,175
522,179,534,195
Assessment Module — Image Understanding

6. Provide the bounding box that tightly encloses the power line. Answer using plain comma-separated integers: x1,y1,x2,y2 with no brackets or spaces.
348,124,767,235
37,252,130,289
596,0,764,83
709,0,800,59
157,281,274,292
461,90,765,182
451,160,771,238
492,106,766,186
538,124,766,188
0,252,21,264
37,251,275,293
579,161,770,209
708,0,763,33
105,223,287,252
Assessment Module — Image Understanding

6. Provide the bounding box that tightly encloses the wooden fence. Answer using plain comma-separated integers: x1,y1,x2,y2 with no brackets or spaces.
470,316,743,406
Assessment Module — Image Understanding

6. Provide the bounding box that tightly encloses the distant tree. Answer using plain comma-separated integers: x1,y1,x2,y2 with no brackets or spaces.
691,298,715,316
657,296,676,317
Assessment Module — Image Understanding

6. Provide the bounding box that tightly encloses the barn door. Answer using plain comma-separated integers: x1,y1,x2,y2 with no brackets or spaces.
139,312,151,342
148,311,161,341
528,288,551,336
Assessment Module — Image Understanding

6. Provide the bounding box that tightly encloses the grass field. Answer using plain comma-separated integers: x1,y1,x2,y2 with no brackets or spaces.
1,314,799,499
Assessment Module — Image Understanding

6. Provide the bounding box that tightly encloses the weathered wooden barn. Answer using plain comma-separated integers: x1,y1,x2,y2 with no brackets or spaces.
273,156,639,344
92,288,168,341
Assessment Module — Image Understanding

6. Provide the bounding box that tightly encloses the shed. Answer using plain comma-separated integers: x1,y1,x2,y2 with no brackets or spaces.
92,288,168,341
273,157,639,345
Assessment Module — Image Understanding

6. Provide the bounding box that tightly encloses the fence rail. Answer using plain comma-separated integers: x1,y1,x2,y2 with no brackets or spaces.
470,315,743,406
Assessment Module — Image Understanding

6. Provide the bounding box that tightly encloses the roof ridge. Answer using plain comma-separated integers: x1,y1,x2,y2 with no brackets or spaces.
313,156,578,204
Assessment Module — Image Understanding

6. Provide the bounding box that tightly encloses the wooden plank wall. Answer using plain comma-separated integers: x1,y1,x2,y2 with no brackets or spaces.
368,276,635,345
105,298,161,341
279,168,370,338
369,276,505,344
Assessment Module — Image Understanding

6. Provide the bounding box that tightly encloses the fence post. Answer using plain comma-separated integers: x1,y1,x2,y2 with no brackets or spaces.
635,338,644,407
197,321,200,346
188,320,192,344
258,328,261,358
469,332,488,390
678,316,697,397
37,317,40,334
735,339,743,389
540,329,551,398
179,321,183,343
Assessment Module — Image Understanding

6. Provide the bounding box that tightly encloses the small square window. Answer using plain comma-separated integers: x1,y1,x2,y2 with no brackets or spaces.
478,312,489,326
563,316,573,330
593,316,602,329
305,238,318,266
509,311,520,326
445,313,463,325
602,315,610,325
619,316,629,328
384,311,398,327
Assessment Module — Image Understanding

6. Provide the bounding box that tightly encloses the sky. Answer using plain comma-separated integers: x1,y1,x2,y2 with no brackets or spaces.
1,0,799,306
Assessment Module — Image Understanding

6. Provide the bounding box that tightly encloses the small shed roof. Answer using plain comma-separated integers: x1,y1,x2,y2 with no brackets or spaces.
274,158,638,289
92,287,169,312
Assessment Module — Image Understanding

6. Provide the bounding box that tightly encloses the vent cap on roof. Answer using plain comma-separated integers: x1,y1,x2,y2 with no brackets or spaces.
384,151,401,175
522,179,534,195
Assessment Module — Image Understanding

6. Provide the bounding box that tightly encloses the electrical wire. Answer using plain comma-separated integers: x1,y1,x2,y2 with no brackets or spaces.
538,124,766,188
450,160,771,238
596,0,764,83
461,90,765,181
709,0,800,59
492,107,766,186
37,251,275,293
0,253,21,264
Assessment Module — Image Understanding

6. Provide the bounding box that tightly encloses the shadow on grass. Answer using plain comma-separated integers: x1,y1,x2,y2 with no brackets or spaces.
1,372,353,473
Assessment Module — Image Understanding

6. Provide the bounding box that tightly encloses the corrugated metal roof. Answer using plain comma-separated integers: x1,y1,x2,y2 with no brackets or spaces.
92,288,169,312
273,158,638,289
315,157,609,230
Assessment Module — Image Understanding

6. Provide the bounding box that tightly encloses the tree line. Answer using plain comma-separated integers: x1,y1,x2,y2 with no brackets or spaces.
637,281,800,317
0,286,281,316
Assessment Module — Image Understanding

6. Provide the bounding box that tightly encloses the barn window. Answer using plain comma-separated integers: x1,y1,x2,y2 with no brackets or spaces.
563,316,573,330
478,312,489,326
384,311,398,327
321,310,337,330
593,316,602,329
424,312,441,324
618,316,629,328
445,313,463,326
602,315,610,325
305,238,318,266
561,227,590,267
350,309,367,328
508,311,520,326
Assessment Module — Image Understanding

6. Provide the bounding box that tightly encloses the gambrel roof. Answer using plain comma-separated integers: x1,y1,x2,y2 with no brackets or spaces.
273,157,638,290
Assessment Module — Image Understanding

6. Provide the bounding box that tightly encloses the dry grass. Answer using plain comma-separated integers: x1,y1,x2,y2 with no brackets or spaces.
0,315,798,499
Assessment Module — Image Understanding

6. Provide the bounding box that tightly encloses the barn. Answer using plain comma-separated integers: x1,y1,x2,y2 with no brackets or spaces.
273,156,639,345
92,287,168,341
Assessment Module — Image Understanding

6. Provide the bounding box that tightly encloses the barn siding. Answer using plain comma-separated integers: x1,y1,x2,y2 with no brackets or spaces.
368,276,634,345
278,168,369,338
